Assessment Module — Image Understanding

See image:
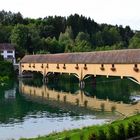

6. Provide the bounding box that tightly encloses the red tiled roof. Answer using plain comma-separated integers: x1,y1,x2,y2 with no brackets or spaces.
0,43,15,51
20,49,140,64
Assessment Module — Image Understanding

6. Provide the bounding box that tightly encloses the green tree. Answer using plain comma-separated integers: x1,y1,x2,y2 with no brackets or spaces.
73,40,91,52
129,32,140,49
0,25,13,43
73,31,91,52
59,26,74,52
11,24,28,49
10,24,28,58
46,37,64,53
27,24,41,54
75,32,90,42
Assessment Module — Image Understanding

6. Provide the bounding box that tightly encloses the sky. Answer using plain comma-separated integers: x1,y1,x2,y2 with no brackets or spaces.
0,0,140,30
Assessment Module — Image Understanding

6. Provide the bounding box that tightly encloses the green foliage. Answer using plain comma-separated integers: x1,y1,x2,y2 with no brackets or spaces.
127,123,134,138
117,123,126,140
59,26,74,52
75,32,90,42
89,133,97,140
46,37,64,53
11,24,29,49
64,136,70,140
0,24,13,43
0,76,9,83
0,60,14,85
108,126,117,140
0,54,3,61
132,120,140,136
129,32,140,49
0,10,137,56
97,129,107,140
0,61,14,77
73,40,91,52
0,10,23,25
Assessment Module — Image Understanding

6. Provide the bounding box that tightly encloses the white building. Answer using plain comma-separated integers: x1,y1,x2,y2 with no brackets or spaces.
0,43,16,64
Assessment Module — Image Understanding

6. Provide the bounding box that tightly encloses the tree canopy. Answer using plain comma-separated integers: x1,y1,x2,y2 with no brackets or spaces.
0,10,137,59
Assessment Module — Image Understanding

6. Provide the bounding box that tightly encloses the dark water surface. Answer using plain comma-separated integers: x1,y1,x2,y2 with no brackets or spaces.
0,77,140,140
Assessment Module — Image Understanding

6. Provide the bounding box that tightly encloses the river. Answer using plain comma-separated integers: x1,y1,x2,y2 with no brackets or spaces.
0,76,140,140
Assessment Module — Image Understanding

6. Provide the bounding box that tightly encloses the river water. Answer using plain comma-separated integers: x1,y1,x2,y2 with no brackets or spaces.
0,76,140,140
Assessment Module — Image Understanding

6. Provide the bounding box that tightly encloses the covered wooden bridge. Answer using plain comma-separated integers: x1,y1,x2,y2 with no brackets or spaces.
20,49,140,84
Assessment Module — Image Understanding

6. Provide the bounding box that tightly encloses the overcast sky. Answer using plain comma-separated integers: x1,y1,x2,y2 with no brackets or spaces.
0,0,140,30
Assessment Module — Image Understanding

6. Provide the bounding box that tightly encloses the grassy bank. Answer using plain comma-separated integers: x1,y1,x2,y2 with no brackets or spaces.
21,114,140,140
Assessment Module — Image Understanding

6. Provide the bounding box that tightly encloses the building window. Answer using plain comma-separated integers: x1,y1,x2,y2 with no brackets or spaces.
7,55,13,58
7,51,13,53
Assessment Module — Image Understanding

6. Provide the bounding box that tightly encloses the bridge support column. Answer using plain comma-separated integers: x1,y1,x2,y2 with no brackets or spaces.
42,74,49,84
79,80,85,89
42,75,46,83
92,76,96,88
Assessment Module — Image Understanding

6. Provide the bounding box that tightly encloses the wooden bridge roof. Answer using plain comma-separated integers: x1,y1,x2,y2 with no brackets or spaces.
20,49,140,64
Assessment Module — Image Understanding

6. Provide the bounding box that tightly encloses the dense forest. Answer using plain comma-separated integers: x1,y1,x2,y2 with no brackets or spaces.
0,10,140,59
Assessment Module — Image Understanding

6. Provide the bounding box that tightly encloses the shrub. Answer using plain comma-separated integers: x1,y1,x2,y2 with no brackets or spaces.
117,123,126,140
126,123,134,138
132,120,140,136
64,136,70,140
108,126,117,140
97,129,107,140
89,133,97,140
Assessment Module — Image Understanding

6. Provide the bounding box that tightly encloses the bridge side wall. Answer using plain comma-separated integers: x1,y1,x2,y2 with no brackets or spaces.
20,63,140,83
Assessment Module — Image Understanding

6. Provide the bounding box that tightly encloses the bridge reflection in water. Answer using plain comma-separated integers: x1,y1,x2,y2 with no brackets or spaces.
19,81,140,117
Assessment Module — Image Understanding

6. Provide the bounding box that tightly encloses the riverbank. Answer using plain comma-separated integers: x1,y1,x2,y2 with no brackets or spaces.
20,113,140,140
0,60,15,86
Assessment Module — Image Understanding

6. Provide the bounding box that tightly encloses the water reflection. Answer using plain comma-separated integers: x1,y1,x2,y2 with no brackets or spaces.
0,77,140,139
4,88,16,99
20,78,140,116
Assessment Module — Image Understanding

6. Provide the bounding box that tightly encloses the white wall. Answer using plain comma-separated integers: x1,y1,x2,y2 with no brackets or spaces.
0,50,16,64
